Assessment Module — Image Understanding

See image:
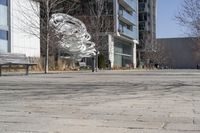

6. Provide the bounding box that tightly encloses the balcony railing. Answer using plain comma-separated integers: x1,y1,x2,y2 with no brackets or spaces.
119,10,137,25
119,26,138,40
119,0,138,11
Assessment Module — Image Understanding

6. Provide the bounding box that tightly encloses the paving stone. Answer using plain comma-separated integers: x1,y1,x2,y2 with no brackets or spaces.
0,70,200,132
165,123,200,131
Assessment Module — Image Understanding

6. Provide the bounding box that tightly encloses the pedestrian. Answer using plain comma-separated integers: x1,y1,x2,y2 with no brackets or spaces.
92,57,95,72
108,60,111,70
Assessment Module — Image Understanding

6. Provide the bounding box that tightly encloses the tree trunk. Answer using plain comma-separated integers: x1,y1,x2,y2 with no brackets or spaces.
95,52,98,72
44,0,49,74
45,35,49,74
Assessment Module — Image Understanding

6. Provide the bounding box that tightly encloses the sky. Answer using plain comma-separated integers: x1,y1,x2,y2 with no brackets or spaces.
156,0,187,38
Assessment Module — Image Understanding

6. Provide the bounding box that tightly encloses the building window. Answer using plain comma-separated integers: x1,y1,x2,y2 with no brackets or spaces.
0,40,8,53
0,0,8,6
139,22,145,30
139,3,145,11
119,21,133,31
0,30,8,40
0,4,8,26
139,0,147,2
139,13,147,21
114,42,132,67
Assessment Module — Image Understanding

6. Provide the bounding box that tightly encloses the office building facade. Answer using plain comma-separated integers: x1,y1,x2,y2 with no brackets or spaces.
0,0,40,57
112,0,139,68
0,0,9,53
69,0,139,68
138,0,156,63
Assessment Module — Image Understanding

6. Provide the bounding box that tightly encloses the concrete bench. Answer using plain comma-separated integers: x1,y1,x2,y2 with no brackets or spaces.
0,53,37,76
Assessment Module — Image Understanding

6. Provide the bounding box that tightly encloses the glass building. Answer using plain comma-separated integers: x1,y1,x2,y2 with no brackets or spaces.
42,0,138,68
71,0,139,68
138,0,157,64
0,0,9,53
115,0,138,68
0,0,40,57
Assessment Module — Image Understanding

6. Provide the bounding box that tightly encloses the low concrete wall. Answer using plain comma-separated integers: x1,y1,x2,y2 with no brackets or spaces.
157,37,198,69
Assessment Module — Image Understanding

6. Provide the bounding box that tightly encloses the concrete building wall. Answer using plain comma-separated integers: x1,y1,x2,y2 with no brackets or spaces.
108,34,115,67
157,38,198,69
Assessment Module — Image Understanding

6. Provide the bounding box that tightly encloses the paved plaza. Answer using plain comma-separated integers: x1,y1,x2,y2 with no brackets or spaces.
0,70,200,133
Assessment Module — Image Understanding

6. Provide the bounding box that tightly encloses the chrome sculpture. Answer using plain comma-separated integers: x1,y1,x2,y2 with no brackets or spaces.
50,13,96,61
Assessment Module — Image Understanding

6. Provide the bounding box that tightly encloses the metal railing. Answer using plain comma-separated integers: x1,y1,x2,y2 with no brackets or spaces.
119,26,138,40
124,0,138,11
119,10,137,25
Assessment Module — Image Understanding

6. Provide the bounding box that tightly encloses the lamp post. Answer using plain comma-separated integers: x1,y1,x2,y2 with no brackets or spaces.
92,55,95,72
91,51,99,72
95,50,99,72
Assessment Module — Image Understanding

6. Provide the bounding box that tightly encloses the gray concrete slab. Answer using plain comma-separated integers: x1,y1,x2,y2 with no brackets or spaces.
0,70,200,133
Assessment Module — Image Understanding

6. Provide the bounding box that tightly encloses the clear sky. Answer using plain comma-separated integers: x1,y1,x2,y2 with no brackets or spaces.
156,0,187,38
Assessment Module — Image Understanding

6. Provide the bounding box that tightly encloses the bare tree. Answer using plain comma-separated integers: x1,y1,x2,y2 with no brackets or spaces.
138,31,150,64
144,42,172,69
176,0,200,62
15,0,78,73
74,0,113,71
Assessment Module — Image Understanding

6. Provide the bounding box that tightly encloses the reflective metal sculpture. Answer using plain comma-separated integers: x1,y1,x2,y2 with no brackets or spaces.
50,13,96,61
